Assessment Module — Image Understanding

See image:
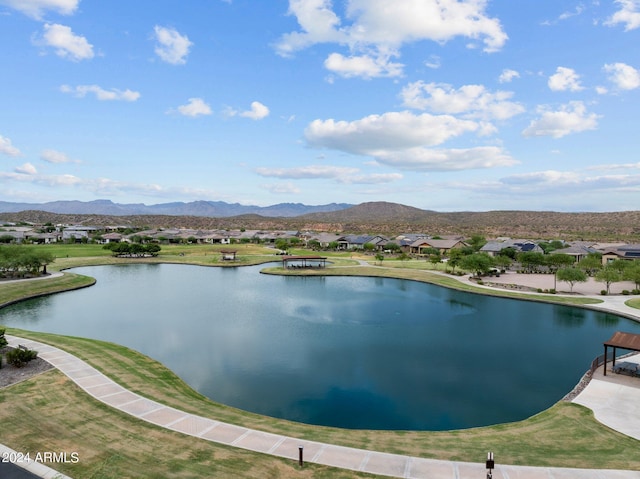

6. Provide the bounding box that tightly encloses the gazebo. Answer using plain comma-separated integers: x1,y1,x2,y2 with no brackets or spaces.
281,255,327,269
603,331,640,376
220,250,237,261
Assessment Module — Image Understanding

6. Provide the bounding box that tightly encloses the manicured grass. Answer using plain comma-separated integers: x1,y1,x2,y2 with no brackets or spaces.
0,273,95,308
3,328,640,475
627,298,640,310
0,367,379,479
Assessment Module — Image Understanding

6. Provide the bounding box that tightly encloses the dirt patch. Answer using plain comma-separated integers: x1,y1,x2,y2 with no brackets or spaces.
0,346,54,388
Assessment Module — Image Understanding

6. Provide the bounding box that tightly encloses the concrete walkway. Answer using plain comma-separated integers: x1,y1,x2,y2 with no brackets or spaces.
5,334,640,479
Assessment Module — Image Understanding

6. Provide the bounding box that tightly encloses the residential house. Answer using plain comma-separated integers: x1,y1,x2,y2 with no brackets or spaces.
551,244,598,263
339,235,388,250
480,239,543,257
601,244,640,265
410,238,467,256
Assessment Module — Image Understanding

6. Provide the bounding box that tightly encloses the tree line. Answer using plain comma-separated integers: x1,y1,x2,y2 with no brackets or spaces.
0,245,55,278
102,242,161,257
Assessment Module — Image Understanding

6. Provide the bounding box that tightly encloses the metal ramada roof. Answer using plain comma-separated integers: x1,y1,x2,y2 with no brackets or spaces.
604,331,640,351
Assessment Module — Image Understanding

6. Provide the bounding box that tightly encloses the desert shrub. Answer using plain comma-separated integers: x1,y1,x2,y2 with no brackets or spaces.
549,289,556,294
633,289,640,295
622,290,630,295
0,327,7,348
5,347,38,368
600,290,608,296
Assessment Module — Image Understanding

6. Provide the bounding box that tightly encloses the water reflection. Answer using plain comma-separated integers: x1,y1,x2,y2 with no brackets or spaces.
1,263,639,431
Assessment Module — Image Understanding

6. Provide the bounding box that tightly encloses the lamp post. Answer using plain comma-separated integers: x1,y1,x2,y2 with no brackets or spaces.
298,445,304,468
486,452,494,479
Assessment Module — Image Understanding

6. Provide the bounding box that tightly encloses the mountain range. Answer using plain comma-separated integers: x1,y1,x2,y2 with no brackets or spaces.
0,199,352,218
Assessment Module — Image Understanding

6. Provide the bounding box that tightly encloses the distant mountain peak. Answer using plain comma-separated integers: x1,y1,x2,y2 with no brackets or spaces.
0,199,353,218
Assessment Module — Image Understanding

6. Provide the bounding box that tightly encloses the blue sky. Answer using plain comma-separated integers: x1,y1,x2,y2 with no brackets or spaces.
0,0,639,212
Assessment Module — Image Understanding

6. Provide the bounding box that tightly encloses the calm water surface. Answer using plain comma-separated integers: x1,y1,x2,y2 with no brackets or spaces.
1,263,638,430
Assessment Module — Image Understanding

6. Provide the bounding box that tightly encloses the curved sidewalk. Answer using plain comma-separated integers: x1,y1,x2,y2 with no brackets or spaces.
6,335,640,479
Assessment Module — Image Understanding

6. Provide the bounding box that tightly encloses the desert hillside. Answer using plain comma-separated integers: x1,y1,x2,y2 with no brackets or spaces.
1,202,639,241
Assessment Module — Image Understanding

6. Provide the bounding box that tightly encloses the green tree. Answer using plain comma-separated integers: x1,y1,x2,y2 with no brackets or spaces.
577,253,602,276
460,253,494,276
497,246,517,260
538,240,564,254
468,235,487,251
608,259,629,275
144,244,161,256
363,242,376,253
307,239,320,251
374,252,384,265
623,262,640,290
556,267,588,293
274,238,289,252
447,248,466,274
596,266,621,294
385,242,400,253
0,327,7,348
428,253,441,269
546,254,575,289
493,254,512,271
517,252,546,273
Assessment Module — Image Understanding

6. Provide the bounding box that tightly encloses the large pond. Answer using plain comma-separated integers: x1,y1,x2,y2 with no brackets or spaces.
1,263,638,431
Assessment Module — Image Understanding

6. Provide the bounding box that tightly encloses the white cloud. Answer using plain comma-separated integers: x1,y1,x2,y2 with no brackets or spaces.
400,81,525,121
0,0,78,20
153,25,193,65
40,23,94,61
256,165,359,180
522,101,600,138
15,162,37,175
324,52,403,79
176,98,212,117
588,161,640,171
275,0,507,78
604,62,640,90
424,55,441,69
501,170,581,186
261,182,301,194
306,111,479,153
304,111,516,171
40,149,78,164
542,4,585,25
606,0,640,30
498,69,520,83
60,84,140,101
499,169,640,193
240,101,270,120
275,0,347,57
548,66,584,92
0,135,21,157
255,164,403,184
372,146,517,172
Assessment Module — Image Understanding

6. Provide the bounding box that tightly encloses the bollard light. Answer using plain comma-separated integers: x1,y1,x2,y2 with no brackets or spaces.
298,445,304,468
486,451,494,479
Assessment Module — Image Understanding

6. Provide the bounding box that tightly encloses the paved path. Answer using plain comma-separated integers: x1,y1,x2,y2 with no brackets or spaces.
5,335,640,479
